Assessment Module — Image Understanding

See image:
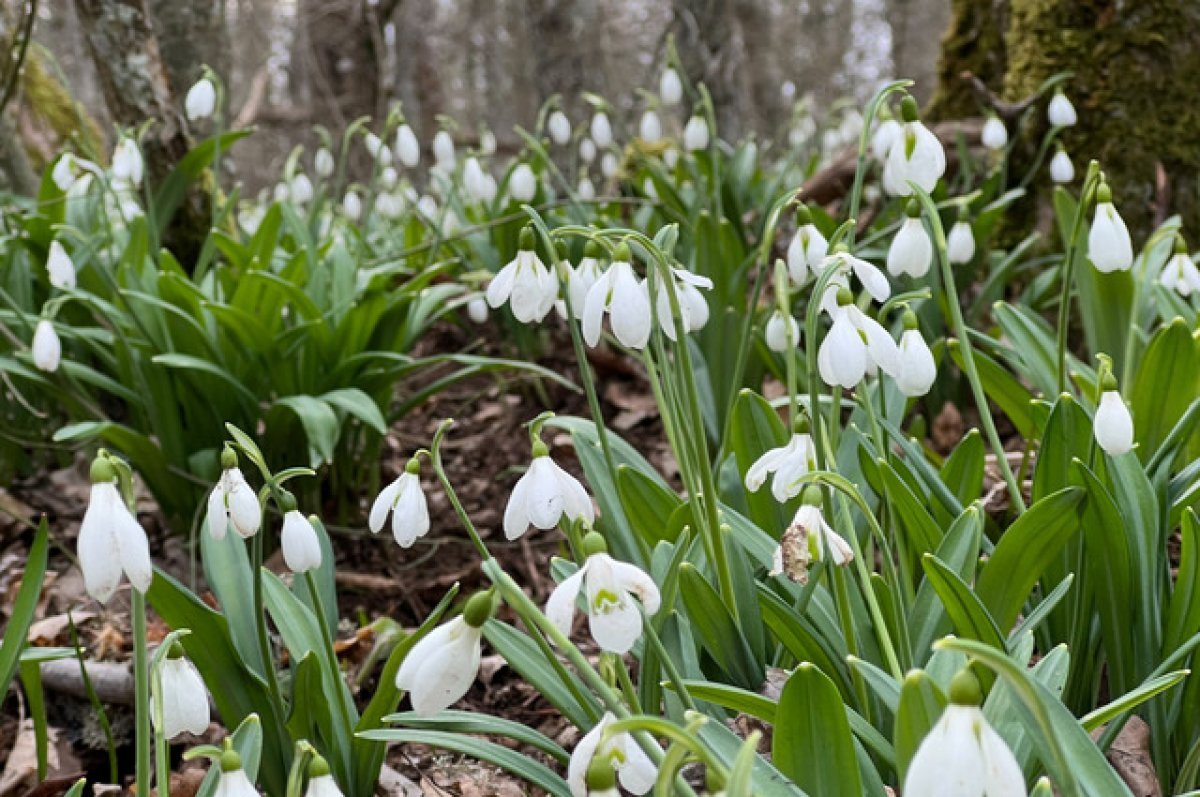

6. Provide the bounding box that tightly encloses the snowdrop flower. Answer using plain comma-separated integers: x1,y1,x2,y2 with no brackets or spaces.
395,123,420,167
467,296,489,324
662,147,679,169
153,644,209,739
281,505,321,573
342,190,362,221
32,319,61,372
46,240,76,289
1048,90,1077,127
111,137,144,189
206,451,261,540
415,194,438,221
479,128,497,156
395,591,491,715
503,437,594,540
303,757,343,797
568,712,656,797
947,216,976,264
185,77,217,121
487,227,558,324
895,311,937,397
52,154,77,191
363,132,391,165
659,67,683,106
78,455,153,602
582,243,652,349
820,246,891,305
376,192,405,220
1087,183,1132,273
600,152,618,179
214,747,258,797
818,292,899,389
745,427,816,503
786,206,829,284
764,309,800,353
577,175,596,201
770,489,854,584
432,130,456,170
1160,236,1200,296
1095,377,1134,456
882,96,945,197
579,137,597,163
639,110,663,143
1050,147,1075,184
981,116,1008,151
314,147,335,178
654,267,712,340
561,240,606,317
380,166,400,191
548,110,571,146
369,459,430,547
463,157,490,202
547,535,660,654
272,183,290,203
905,669,1026,797
887,202,933,278
509,163,537,203
871,116,900,162
290,173,314,204
590,111,613,148
683,115,709,152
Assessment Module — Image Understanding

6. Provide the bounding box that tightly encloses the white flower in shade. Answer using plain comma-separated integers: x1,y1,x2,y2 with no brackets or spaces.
154,649,210,739
882,97,945,197
1095,388,1134,456
818,302,899,389
745,432,816,503
590,112,613,148
395,614,483,715
770,496,854,583
871,117,900,162
52,154,77,191
662,146,679,169
509,164,537,202
46,241,76,289
1087,185,1133,273
638,110,663,143
683,115,710,152
272,183,290,203
185,78,217,121
290,174,314,204
369,466,430,548
304,772,343,797
948,220,976,264
487,228,558,324
463,157,490,202
79,465,153,602
547,548,660,654
206,465,261,540
600,152,619,179
820,247,891,304
1050,149,1075,184
395,124,420,167
314,148,335,178
582,248,652,349
214,752,258,797
432,130,456,170
887,211,933,278
1048,91,1077,127
905,672,1026,797
659,67,683,106
467,296,489,324
981,116,1008,150
32,319,61,372
111,138,144,188
503,445,594,540
577,176,596,201
363,132,391,165
895,316,937,397
342,190,362,220
548,111,571,146
568,713,657,797
416,194,438,221
579,137,597,163
479,128,497,156
281,510,321,573
561,243,605,318
377,192,405,220
654,268,712,340
383,167,403,191
1160,242,1200,297
786,210,830,284
764,310,800,353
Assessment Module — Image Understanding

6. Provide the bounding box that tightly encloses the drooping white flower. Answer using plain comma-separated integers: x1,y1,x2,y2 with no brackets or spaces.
432,130,456,171
289,173,314,204
304,772,343,797
281,509,322,573
547,548,660,654
363,132,391,165
745,432,816,503
871,117,900,162
662,146,679,169
582,248,652,349
1160,239,1200,297
416,194,438,221
590,111,613,148
786,209,830,284
1048,91,1077,127
659,67,683,106
895,315,937,397
214,751,259,797
561,243,605,318
1095,387,1134,456
905,672,1026,797
273,183,290,203
32,319,61,372
548,111,571,146
46,241,76,290
683,115,710,152
600,152,618,179
764,310,800,353
479,128,497,156
568,713,657,797
887,209,933,278
78,462,153,602
577,175,596,201
487,228,558,324
818,301,899,389
947,219,976,264
467,296,489,324
770,500,855,583
393,124,419,167
981,116,1008,151
154,648,210,739
1087,185,1133,273
882,97,945,197
638,110,662,143
463,157,490,203
395,615,483,715
819,247,891,305
314,148,335,178
579,137,597,163
1050,149,1075,184
52,154,77,192
111,138,144,189
654,267,712,340
185,78,217,121
509,164,537,203
503,445,594,540
369,465,430,548
342,190,363,220
206,464,261,540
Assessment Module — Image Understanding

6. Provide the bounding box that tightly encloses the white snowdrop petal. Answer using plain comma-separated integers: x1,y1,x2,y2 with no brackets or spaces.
391,474,430,547
1088,203,1133,273
281,511,322,573
979,722,1028,797
585,559,643,654
611,265,652,349
947,221,976,264
206,484,228,540
525,457,566,530
545,565,587,639
896,329,938,397
1050,150,1075,184
395,620,456,692
1095,390,1134,455
486,261,518,309
744,445,787,492
888,217,933,278
79,483,123,602
567,714,612,797
608,558,661,616
227,472,261,538
369,479,401,534
503,470,533,540
407,622,480,715
113,501,153,593
32,320,61,372
215,767,258,797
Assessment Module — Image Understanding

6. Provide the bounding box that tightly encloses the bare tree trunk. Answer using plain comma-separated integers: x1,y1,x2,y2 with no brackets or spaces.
146,0,228,92
926,0,1009,120
670,0,746,138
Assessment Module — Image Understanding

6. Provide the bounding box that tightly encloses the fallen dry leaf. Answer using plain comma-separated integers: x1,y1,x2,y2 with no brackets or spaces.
0,721,81,797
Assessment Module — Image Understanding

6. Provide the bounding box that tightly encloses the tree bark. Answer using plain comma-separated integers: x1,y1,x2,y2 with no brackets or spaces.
925,0,1009,121
146,0,228,93
670,0,746,138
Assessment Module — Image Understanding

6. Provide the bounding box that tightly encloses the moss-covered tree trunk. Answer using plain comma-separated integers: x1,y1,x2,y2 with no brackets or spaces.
926,0,1009,121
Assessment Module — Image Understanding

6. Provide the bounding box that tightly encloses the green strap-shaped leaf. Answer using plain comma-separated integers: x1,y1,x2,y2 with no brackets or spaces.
773,663,862,797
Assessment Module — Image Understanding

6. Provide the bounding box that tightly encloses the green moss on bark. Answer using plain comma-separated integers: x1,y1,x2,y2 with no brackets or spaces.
926,0,1009,121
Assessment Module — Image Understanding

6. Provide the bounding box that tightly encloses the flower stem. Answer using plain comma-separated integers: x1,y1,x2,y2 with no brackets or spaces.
132,589,151,797
430,419,490,560
152,663,170,797
251,532,285,714
304,570,357,743
1055,163,1102,393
